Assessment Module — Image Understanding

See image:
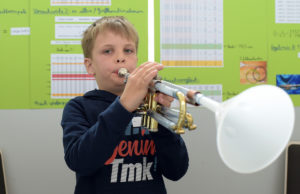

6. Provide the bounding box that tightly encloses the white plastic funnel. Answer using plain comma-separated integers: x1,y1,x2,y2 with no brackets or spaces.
199,85,295,173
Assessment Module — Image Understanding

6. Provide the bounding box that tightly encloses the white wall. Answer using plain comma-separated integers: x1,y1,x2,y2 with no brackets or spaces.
0,107,299,194
0,109,74,194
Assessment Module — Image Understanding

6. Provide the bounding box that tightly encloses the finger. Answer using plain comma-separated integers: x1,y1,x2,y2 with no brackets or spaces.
163,94,174,102
139,62,163,74
138,63,161,80
142,69,158,84
154,93,173,107
142,63,163,80
130,61,151,75
130,62,163,78
129,62,163,87
158,97,171,107
156,93,174,102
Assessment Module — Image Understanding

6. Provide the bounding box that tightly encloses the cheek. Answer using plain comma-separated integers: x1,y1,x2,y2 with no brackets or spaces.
98,66,114,77
128,57,138,71
93,58,111,73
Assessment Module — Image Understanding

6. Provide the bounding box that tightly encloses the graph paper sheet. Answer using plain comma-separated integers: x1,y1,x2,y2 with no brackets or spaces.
276,0,300,23
51,0,111,6
51,54,98,98
160,0,223,67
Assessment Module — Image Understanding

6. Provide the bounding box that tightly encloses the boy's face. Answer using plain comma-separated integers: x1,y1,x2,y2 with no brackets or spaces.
84,31,138,95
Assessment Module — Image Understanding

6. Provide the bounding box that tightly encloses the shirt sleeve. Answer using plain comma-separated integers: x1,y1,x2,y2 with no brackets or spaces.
150,125,189,181
61,97,134,176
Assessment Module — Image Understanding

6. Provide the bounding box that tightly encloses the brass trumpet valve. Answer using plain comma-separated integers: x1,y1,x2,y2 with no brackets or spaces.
141,93,159,132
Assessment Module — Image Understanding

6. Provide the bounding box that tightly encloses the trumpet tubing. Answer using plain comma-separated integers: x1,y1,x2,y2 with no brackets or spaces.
118,68,197,134
118,67,295,174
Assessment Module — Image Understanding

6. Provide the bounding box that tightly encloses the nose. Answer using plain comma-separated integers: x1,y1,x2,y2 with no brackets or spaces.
116,58,125,63
115,51,125,64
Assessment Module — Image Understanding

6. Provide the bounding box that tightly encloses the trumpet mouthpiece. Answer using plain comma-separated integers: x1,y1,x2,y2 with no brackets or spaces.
118,68,128,77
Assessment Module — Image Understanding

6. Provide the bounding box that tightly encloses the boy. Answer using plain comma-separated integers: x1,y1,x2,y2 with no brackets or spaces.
61,16,189,194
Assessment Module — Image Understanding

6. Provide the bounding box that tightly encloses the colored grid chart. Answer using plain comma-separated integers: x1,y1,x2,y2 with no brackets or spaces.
160,0,223,67
55,24,90,39
51,0,111,6
51,54,97,98
276,0,300,23
53,16,100,45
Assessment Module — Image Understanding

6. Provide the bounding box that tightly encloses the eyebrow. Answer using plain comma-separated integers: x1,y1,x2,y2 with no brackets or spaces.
124,44,135,47
101,43,135,47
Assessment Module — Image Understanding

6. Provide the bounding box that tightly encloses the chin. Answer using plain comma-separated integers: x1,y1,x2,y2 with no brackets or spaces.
113,79,125,87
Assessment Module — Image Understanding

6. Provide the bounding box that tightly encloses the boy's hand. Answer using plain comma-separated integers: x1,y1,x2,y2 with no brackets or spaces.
120,62,163,112
154,93,174,108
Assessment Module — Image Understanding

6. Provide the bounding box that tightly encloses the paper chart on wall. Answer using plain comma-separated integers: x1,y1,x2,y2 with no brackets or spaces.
158,0,224,103
28,0,148,108
156,0,300,106
51,54,98,98
1,0,300,109
160,0,223,67
50,0,111,6
276,0,300,23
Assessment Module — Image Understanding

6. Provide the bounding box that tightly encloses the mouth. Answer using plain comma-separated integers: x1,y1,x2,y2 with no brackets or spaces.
113,70,124,80
114,68,128,76
113,70,119,75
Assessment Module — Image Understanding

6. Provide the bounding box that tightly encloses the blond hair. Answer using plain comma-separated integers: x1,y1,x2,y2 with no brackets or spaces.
81,16,139,58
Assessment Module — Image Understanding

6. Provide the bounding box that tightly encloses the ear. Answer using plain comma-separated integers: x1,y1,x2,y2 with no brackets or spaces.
84,58,95,75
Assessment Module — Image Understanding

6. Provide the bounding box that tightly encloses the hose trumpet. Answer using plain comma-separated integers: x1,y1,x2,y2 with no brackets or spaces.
118,68,197,134
119,67,295,174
